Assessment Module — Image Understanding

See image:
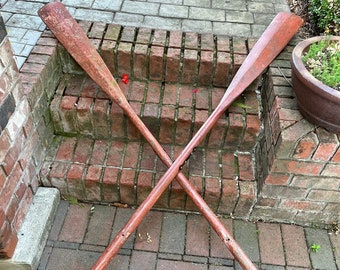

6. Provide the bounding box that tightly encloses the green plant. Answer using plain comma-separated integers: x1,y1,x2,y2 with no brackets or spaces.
310,243,321,252
309,0,340,35
302,38,340,90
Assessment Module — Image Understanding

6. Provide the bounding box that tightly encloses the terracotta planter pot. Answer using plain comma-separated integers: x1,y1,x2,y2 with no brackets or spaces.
291,36,340,133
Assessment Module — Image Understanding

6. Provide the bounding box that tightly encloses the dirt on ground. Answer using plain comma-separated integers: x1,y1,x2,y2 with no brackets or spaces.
286,0,315,38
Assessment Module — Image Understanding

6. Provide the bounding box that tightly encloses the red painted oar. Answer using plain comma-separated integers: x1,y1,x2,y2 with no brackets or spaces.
38,3,302,269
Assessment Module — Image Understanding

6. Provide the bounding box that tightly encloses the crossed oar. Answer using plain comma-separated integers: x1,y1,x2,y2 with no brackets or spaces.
38,3,302,269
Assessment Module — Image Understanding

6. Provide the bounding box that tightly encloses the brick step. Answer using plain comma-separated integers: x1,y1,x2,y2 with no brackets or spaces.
50,74,261,149
40,136,258,215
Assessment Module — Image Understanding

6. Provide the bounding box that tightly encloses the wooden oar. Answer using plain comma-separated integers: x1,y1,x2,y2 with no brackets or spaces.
38,3,302,269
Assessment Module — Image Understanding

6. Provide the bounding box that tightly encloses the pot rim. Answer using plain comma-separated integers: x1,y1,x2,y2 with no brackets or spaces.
291,35,340,98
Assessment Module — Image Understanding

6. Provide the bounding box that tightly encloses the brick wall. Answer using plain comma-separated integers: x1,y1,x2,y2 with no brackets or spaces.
41,21,339,226
0,17,61,258
252,46,340,226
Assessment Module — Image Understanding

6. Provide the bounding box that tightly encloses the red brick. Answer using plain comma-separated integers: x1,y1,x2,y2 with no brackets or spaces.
106,141,125,167
204,177,221,211
75,100,93,128
133,44,148,79
0,220,18,258
332,148,340,162
55,137,76,161
129,81,146,102
101,40,116,75
58,204,91,243
201,33,215,51
105,24,121,40
0,168,6,190
0,163,22,210
157,260,206,270
169,179,185,209
213,52,230,87
312,143,338,161
110,103,125,139
136,171,153,204
237,153,254,181
281,224,311,268
136,27,152,44
195,86,209,109
20,62,45,75
210,217,233,259
84,165,102,201
5,196,18,223
165,48,181,82
117,42,132,75
258,222,285,265
185,176,203,210
93,99,110,138
272,160,324,175
169,30,182,48
186,215,209,256
89,140,108,165
205,150,220,177
152,29,167,47
265,173,290,185
67,163,85,180
221,151,236,179
123,142,140,168
2,142,21,176
321,163,340,177
178,85,193,107
89,22,106,39
162,84,178,105
140,144,156,171
120,169,136,205
185,32,198,49
181,49,197,84
279,199,324,211
198,51,214,85
307,189,340,202
73,138,93,164
232,53,247,75
102,167,119,202
60,96,78,133
135,211,162,251
159,105,175,144
218,179,238,213
175,107,192,145
31,44,56,56
37,37,58,46
149,46,164,81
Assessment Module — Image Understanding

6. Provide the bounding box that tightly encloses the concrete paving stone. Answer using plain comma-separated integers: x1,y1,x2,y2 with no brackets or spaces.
149,0,183,4
110,207,136,249
159,4,189,19
233,219,260,262
134,210,162,252
121,1,160,16
189,7,225,21
92,0,123,11
62,0,94,8
74,8,114,23
226,11,254,24
260,264,285,270
130,250,157,270
208,257,234,266
210,218,234,259
156,259,208,270
0,0,44,15
13,56,25,69
257,222,285,266
144,16,182,31
158,252,182,260
84,204,116,246
48,200,69,241
183,0,211,8
213,22,251,37
44,247,125,270
113,12,144,25
281,224,311,268
210,266,234,270
10,41,25,55
212,0,248,11
20,44,34,57
22,29,42,45
274,3,291,12
159,212,186,254
58,203,91,243
185,214,209,256
182,19,213,33
305,227,337,270
248,2,275,13
183,254,208,264
6,27,27,41
6,14,45,30
1,12,13,23
329,233,340,269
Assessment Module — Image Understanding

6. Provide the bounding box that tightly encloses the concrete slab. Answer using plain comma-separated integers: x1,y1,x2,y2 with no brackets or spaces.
0,188,60,270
